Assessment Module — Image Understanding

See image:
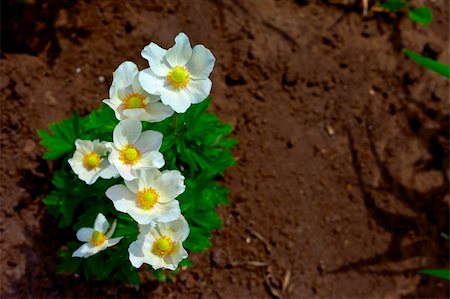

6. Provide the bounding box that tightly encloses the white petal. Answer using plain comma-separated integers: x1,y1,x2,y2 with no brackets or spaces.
94,213,109,233
105,184,136,212
186,78,212,104
153,201,181,223
76,228,94,242
124,178,139,194
71,163,100,185
123,108,149,121
138,168,160,190
111,61,139,92
159,88,192,113
113,119,142,148
114,161,138,181
75,140,95,153
139,68,164,94
143,102,174,123
186,44,215,79
98,162,119,179
132,73,149,96
83,243,107,258
72,243,91,258
128,209,155,225
141,43,171,76
103,99,124,121
134,151,165,170
106,220,118,238
166,32,192,67
146,93,161,104
106,237,123,247
128,240,145,268
169,216,190,242
135,130,163,153
156,170,185,201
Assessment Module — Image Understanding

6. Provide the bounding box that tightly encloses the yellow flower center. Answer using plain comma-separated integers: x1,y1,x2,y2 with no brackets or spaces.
119,145,141,165
122,92,146,109
167,65,190,90
82,152,101,170
152,236,174,256
90,231,106,246
137,188,159,210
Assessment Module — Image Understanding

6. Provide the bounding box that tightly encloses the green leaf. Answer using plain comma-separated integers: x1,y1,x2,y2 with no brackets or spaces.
37,113,81,160
408,7,432,25
403,49,450,78
82,104,118,141
183,226,212,252
378,0,408,11
152,269,167,283
419,269,450,281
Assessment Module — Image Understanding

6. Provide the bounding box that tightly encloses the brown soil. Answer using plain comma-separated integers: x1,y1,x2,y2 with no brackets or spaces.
1,0,449,298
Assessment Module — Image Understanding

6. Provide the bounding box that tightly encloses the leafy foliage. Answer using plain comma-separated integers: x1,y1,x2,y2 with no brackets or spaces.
403,49,450,78
39,97,236,284
419,269,450,281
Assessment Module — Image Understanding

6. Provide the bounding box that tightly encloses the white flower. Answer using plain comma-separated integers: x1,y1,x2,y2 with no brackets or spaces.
139,32,216,113
105,169,184,225
72,213,123,258
107,119,165,181
68,139,119,185
103,61,174,122
128,216,189,270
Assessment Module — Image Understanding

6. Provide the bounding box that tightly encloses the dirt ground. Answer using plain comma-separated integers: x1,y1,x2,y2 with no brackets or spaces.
1,0,449,298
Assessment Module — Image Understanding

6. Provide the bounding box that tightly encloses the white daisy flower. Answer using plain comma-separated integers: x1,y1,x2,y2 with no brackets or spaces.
105,169,184,225
72,213,123,258
128,216,189,270
139,32,216,113
103,61,174,122
107,119,165,181
68,139,119,185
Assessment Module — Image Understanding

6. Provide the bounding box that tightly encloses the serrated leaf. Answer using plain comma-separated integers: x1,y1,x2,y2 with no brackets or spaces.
404,49,450,78
408,7,432,25
183,226,212,252
38,113,81,160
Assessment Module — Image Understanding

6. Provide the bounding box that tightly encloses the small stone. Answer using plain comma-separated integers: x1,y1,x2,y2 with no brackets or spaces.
326,125,335,136
98,75,105,83
76,67,81,73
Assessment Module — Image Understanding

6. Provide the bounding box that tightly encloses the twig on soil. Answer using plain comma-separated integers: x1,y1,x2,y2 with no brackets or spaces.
282,269,291,293
247,227,272,254
230,260,268,267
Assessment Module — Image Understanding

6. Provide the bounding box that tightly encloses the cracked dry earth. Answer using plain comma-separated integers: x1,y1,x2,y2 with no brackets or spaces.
1,0,449,298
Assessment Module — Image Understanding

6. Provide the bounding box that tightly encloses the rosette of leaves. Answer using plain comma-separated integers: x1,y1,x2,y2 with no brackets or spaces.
38,97,237,284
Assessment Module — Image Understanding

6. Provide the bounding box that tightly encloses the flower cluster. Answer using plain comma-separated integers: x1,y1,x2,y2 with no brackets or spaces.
69,32,215,271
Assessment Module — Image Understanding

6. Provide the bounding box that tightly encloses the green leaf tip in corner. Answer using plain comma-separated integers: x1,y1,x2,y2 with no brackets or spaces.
403,49,450,78
377,0,408,11
419,269,450,281
408,7,433,25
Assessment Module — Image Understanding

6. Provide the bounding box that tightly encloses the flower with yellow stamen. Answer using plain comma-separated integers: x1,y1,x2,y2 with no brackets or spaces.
105,168,184,225
68,139,118,185
72,213,123,258
128,216,189,270
139,32,216,113
106,119,165,181
103,61,174,123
